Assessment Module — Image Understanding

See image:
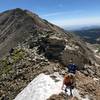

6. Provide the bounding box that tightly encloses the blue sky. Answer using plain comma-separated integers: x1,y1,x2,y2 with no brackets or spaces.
0,0,100,28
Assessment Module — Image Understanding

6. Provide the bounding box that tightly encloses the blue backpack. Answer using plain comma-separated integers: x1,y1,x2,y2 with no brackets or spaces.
67,64,77,74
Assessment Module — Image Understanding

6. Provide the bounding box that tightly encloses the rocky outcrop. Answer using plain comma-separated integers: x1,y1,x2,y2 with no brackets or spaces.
38,35,95,69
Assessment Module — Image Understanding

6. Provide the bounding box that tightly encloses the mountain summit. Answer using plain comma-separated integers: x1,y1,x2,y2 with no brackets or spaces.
0,8,100,100
0,8,65,58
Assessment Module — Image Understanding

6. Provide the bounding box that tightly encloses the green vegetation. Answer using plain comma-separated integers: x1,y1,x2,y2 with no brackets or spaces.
12,49,25,63
97,46,100,53
0,58,12,75
0,48,26,76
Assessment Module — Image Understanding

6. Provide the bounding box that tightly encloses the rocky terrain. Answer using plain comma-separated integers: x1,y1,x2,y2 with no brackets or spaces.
0,8,100,100
48,93,79,100
0,8,66,58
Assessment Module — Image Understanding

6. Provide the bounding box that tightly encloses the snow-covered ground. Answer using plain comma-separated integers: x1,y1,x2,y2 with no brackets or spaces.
14,73,62,100
14,73,90,100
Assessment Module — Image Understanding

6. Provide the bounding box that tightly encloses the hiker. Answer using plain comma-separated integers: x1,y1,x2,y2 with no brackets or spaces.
61,73,74,96
67,59,77,75
66,59,78,87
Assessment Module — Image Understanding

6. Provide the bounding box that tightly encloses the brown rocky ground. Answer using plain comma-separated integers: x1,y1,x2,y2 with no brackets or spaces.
0,45,100,100
47,93,79,100
76,71,100,100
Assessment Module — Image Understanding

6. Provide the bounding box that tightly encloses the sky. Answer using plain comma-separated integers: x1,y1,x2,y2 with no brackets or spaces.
0,0,100,29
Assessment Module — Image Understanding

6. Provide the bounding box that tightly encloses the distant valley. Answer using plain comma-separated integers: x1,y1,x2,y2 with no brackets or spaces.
72,27,100,44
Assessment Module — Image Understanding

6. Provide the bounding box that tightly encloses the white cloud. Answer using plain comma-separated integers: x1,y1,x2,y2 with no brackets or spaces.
42,10,83,17
42,11,68,17
49,17,100,27
41,10,100,29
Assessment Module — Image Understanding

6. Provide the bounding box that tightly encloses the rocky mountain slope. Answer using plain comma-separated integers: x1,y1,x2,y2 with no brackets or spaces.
0,8,66,58
0,8,100,100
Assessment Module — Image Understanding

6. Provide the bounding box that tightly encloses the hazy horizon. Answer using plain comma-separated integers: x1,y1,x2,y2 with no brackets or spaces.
0,0,100,29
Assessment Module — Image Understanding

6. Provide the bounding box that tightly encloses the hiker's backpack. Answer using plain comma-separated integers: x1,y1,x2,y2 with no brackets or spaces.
67,64,77,74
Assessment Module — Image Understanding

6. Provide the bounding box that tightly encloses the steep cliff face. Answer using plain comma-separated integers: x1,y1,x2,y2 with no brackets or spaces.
38,35,94,68
0,8,100,100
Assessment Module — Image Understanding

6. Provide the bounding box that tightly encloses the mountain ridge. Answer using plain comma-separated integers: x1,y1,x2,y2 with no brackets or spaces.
0,8,100,100
0,8,72,58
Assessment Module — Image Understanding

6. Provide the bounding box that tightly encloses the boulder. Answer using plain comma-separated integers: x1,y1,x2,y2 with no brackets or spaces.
38,35,93,69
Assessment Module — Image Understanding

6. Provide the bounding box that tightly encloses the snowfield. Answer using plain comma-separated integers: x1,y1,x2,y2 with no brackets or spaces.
14,73,62,100
14,73,89,100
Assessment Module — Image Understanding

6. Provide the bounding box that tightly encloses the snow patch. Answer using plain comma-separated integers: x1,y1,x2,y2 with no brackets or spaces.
14,73,62,100
65,45,75,50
